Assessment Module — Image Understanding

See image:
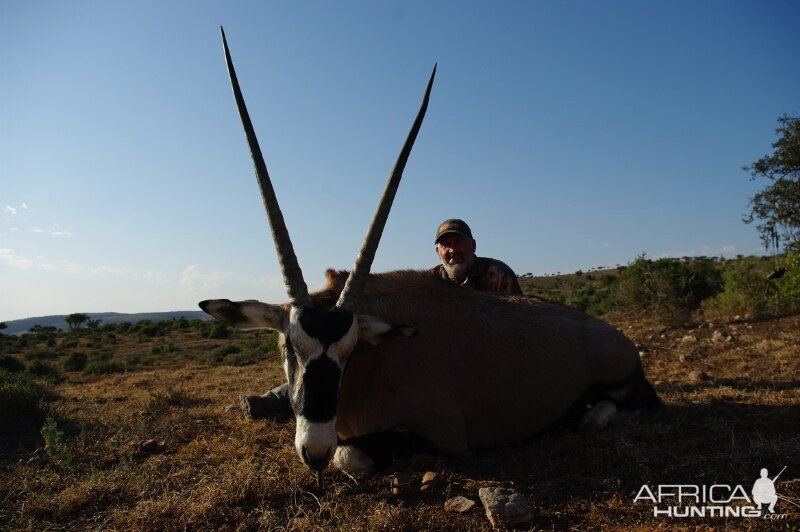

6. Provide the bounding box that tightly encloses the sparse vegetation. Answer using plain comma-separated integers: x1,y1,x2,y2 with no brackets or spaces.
522,253,799,324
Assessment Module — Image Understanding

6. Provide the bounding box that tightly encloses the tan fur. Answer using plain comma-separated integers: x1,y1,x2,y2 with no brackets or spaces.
311,269,644,455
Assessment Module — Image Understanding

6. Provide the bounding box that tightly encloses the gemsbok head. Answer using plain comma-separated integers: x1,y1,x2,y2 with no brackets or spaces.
201,28,435,476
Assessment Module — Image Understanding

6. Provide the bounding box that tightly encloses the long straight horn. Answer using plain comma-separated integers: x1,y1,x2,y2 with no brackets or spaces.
336,65,436,311
220,27,310,307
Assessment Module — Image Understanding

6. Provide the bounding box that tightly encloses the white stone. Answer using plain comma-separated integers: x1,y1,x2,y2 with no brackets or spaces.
445,496,476,513
479,487,534,528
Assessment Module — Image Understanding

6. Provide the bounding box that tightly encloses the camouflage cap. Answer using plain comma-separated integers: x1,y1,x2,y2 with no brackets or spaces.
435,219,473,243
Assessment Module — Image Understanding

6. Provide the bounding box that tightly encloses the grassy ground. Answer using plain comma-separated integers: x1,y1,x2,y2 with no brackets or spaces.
1,309,798,530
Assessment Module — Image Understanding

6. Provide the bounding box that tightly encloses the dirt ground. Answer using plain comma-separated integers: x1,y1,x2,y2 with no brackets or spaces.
1,310,799,530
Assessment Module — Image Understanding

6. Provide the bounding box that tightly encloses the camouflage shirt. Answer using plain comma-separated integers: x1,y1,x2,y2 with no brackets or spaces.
431,256,523,295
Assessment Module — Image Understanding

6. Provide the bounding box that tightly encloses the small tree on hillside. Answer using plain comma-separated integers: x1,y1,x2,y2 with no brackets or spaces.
743,114,800,252
65,313,89,331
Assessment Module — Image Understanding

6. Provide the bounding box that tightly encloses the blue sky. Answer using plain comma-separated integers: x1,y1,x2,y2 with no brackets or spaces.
1,1,798,321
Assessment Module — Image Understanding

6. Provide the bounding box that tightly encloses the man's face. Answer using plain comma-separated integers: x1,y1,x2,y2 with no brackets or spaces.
435,233,476,276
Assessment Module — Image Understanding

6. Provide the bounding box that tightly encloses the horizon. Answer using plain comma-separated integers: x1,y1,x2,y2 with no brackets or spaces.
0,251,776,324
2,1,798,322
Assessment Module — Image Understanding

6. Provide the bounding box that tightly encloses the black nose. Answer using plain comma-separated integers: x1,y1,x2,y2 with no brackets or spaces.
301,446,332,471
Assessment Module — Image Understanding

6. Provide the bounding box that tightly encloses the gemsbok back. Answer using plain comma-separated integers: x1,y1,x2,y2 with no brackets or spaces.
201,28,660,482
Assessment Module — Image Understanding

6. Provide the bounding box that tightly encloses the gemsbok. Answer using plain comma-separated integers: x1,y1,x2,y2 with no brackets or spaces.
201,28,659,481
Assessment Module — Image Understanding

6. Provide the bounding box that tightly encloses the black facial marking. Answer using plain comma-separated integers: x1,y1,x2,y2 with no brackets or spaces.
297,306,354,347
294,355,341,422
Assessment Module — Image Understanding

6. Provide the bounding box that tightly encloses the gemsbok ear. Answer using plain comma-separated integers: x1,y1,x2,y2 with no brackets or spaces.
357,315,417,346
199,299,289,332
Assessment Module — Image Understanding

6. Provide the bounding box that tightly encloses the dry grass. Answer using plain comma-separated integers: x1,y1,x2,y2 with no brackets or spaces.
1,312,799,530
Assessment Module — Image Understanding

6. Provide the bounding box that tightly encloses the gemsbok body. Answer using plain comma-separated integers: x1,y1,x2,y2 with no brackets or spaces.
201,28,659,479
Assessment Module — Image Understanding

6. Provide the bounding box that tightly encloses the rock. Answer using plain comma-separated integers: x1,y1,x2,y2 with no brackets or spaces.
680,335,697,343
420,471,442,492
679,354,687,363
225,403,240,412
478,486,534,528
445,496,476,513
689,370,709,381
390,473,412,495
712,330,734,343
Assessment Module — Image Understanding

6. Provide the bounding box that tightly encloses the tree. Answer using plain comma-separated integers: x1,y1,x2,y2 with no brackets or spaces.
743,114,800,252
65,313,89,331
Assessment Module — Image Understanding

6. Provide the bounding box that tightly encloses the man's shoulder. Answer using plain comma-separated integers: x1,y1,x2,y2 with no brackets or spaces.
475,257,523,295
476,256,517,275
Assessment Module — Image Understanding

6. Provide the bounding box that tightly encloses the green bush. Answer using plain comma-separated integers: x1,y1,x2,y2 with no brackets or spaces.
83,351,124,374
0,370,46,435
63,352,88,372
27,360,61,380
614,255,723,325
222,351,259,366
0,355,25,373
150,343,178,356
25,349,59,361
61,337,79,349
772,252,800,308
213,344,241,357
136,321,161,338
702,253,799,314
206,321,231,339
703,257,772,313
40,416,65,457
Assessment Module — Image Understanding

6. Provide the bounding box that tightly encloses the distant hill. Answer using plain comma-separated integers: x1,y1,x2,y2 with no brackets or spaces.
2,311,211,335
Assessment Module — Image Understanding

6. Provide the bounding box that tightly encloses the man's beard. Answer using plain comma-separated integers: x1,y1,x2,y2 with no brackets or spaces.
442,260,472,281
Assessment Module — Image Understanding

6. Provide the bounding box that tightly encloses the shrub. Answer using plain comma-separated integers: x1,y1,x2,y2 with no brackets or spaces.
214,344,241,357
703,257,772,313
136,321,161,338
222,351,259,366
0,370,46,435
27,360,61,380
614,255,723,325
62,352,88,372
0,355,25,373
772,252,800,309
150,343,178,356
206,321,231,339
40,416,65,459
61,338,79,349
25,349,59,361
83,351,124,374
